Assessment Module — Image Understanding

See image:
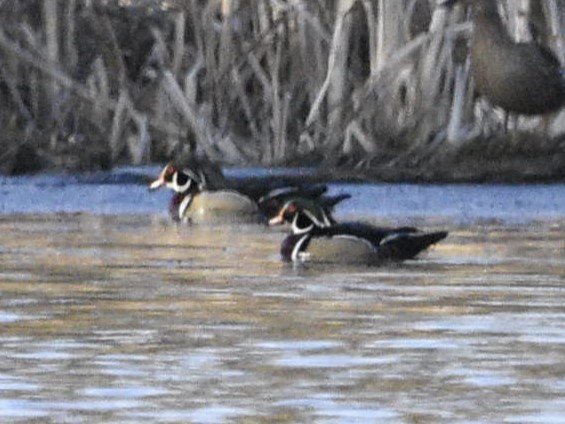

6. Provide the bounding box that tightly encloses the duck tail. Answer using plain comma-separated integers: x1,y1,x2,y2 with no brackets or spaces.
379,231,448,260
325,193,352,208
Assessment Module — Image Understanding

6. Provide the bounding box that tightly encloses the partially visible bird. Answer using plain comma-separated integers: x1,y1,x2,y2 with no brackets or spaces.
269,198,448,265
443,0,564,115
149,163,350,224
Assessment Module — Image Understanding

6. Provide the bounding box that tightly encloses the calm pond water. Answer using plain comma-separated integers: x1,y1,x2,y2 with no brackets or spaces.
0,168,564,423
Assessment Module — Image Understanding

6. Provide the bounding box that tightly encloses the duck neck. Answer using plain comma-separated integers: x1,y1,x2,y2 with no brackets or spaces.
472,3,513,46
178,193,194,220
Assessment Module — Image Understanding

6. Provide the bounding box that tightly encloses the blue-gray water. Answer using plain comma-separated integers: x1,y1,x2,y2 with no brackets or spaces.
0,167,564,422
1,166,565,222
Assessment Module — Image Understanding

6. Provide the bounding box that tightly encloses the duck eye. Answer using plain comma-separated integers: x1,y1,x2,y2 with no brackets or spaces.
287,203,297,215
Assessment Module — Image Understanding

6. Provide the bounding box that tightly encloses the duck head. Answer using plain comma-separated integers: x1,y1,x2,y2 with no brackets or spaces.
149,163,204,194
150,163,206,221
269,198,333,235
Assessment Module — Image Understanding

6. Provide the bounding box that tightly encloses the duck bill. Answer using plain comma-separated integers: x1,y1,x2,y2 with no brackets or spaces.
149,177,165,190
268,213,285,226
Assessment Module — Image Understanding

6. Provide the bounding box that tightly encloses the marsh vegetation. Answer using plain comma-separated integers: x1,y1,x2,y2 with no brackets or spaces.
0,0,564,179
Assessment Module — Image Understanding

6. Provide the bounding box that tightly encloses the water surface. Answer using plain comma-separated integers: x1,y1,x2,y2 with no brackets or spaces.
0,169,564,422
2,166,565,222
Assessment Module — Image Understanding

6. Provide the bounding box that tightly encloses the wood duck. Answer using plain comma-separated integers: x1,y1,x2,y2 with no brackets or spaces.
150,163,351,224
149,163,260,224
256,185,351,221
269,199,448,264
443,0,564,115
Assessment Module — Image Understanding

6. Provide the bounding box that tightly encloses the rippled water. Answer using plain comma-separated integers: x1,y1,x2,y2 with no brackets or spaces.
0,169,564,422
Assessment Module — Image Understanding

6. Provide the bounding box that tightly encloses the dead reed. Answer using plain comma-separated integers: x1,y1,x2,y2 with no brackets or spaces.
0,0,563,174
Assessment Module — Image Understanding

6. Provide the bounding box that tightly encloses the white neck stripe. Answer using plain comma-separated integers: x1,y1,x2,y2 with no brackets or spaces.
291,234,310,262
179,194,193,218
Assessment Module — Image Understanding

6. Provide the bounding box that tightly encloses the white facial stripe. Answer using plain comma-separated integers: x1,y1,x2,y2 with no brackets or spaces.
184,169,202,184
172,172,192,193
303,208,331,228
292,213,314,235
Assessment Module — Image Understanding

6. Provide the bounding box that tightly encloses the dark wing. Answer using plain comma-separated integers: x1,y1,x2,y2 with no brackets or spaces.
320,222,418,245
256,185,328,218
375,231,448,260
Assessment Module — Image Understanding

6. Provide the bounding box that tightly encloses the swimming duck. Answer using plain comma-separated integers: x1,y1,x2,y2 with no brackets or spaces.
270,198,448,264
257,185,351,221
443,0,564,115
150,163,350,224
149,163,260,224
